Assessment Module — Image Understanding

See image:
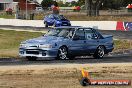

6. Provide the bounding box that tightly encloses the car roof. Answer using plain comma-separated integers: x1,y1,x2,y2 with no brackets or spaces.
55,26,92,29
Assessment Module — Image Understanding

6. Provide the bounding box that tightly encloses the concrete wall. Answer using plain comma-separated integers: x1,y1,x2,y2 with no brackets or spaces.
0,19,132,31
71,21,117,30
0,19,117,30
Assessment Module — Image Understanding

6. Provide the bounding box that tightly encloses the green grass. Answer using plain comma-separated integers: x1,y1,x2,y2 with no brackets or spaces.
114,40,132,51
0,12,132,21
65,15,132,21
0,13,15,19
0,29,43,58
0,29,131,58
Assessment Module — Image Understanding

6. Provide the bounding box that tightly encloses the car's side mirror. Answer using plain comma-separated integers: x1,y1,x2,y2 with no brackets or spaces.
73,36,80,40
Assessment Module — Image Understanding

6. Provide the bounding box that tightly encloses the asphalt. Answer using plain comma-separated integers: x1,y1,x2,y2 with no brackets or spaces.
0,25,132,39
0,55,132,66
99,30,132,40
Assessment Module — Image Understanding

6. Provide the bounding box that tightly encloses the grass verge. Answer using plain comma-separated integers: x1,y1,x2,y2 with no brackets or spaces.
34,13,132,21
0,13,15,19
114,40,132,51
65,15,132,21
0,29,43,58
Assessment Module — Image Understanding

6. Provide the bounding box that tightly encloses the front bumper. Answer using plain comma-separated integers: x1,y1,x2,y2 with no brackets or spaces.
19,48,58,58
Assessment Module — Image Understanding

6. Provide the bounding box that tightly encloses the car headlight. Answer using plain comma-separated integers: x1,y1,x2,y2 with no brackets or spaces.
20,44,27,48
56,21,61,24
39,44,53,48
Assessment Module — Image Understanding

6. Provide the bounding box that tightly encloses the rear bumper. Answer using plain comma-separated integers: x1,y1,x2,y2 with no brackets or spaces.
19,48,58,58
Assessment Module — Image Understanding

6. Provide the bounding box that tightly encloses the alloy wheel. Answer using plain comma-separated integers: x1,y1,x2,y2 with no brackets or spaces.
58,47,69,60
97,46,105,58
93,46,105,59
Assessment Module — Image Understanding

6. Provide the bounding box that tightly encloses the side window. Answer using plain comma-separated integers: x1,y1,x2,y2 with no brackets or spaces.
84,29,94,40
75,29,85,40
67,29,75,38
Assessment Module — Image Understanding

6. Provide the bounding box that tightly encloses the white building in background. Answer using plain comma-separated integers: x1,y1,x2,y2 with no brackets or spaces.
0,0,13,10
0,0,19,11
0,0,38,11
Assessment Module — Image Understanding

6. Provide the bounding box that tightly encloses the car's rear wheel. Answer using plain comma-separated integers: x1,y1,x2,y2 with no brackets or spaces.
26,56,37,61
57,46,69,60
93,46,105,59
44,22,48,27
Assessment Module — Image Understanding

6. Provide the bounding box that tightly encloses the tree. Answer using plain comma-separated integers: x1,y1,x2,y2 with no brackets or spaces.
102,0,123,10
53,1,58,7
85,0,104,16
84,0,132,16
78,0,85,6
64,2,70,7
41,0,53,9
71,1,77,6
58,1,64,7
115,0,132,8
122,0,132,6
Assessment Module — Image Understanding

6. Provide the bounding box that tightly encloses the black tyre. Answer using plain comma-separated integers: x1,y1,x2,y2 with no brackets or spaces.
69,24,71,26
93,46,105,59
44,22,48,27
26,56,37,61
80,77,90,86
57,46,69,60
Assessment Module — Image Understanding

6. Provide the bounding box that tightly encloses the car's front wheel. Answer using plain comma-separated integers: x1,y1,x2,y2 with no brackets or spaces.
93,46,105,59
57,46,69,60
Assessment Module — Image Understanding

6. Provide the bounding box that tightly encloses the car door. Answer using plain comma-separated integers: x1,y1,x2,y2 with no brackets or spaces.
69,28,87,55
84,28,99,54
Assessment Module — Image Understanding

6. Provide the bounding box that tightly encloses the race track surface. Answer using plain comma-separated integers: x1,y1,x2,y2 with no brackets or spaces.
0,55,132,66
0,26,132,39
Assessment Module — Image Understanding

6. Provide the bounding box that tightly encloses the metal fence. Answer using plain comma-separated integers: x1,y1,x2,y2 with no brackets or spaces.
1,9,132,20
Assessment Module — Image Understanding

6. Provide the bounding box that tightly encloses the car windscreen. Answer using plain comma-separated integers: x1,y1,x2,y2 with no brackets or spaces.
44,29,60,36
54,15,65,20
45,28,75,38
